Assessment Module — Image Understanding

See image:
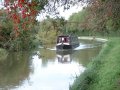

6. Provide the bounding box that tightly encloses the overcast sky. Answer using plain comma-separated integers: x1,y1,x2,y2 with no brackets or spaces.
36,5,83,21
0,0,4,9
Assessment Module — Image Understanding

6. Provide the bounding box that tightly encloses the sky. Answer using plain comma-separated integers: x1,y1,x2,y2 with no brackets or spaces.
36,5,83,21
0,0,4,6
0,0,4,9
59,6,83,20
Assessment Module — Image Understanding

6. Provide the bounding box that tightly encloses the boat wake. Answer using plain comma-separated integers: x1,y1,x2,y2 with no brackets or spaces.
46,43,98,51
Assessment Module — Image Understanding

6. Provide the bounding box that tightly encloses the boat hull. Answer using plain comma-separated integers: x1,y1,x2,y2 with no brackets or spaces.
56,44,79,50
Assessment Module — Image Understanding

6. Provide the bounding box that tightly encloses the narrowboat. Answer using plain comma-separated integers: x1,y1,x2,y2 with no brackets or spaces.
56,35,79,50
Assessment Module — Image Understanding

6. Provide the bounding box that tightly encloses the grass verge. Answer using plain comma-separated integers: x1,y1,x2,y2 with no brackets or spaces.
70,37,120,90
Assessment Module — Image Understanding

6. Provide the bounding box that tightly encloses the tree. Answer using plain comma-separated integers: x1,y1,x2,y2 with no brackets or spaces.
66,9,89,35
37,17,66,46
84,0,120,35
3,0,47,37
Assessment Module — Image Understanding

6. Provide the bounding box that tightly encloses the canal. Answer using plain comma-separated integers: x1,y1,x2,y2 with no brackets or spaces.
0,39,103,90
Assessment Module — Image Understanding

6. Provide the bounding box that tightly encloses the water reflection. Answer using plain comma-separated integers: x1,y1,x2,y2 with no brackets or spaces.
0,52,32,90
56,45,102,66
56,50,74,63
73,46,102,66
38,49,56,67
57,54,72,63
0,39,103,90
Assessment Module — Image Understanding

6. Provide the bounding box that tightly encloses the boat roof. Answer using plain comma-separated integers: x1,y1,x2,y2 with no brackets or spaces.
58,35,69,37
58,35,77,38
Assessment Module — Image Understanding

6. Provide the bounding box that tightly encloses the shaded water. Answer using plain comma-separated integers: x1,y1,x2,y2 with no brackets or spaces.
0,39,103,90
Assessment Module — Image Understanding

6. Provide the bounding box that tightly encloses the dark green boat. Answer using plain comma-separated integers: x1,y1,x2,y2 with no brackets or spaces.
56,35,79,50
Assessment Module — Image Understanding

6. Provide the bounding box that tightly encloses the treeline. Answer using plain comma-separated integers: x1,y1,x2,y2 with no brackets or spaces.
37,17,66,46
67,0,120,36
66,9,89,36
0,0,120,51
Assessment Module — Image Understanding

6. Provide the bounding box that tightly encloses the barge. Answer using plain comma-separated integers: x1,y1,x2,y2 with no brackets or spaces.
56,35,79,50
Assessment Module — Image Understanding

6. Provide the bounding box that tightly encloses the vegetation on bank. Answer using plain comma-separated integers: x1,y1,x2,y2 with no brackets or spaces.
70,37,120,90
0,48,8,61
37,17,65,47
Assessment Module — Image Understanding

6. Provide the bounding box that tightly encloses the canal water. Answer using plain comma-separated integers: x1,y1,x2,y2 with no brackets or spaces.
0,39,103,90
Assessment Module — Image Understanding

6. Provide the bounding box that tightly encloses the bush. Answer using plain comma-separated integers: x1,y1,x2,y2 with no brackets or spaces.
0,48,8,61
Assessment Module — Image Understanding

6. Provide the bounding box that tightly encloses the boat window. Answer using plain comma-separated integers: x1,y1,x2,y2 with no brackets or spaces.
59,38,62,43
57,36,69,43
62,38,64,41
64,37,69,43
64,38,67,42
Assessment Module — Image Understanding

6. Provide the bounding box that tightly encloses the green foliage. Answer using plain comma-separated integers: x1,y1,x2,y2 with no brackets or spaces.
9,30,38,51
0,21,38,51
37,29,58,45
106,19,114,31
0,16,13,41
37,17,65,46
0,10,39,51
65,0,120,36
66,9,90,35
88,0,120,35
69,9,87,22
70,38,120,90
0,48,8,61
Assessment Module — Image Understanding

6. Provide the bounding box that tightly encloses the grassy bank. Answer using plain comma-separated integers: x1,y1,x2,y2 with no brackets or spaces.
70,37,120,90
